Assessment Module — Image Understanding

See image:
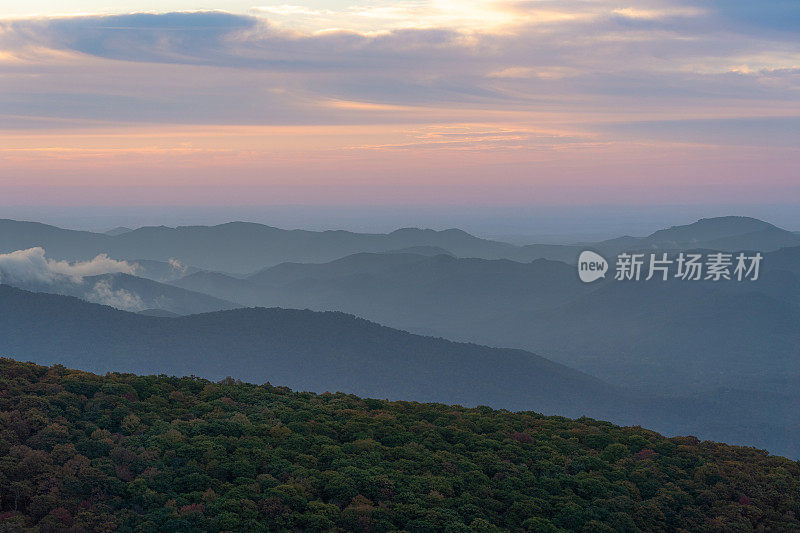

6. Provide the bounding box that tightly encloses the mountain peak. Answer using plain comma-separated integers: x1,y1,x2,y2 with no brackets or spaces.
105,226,133,236
647,216,780,243
389,227,435,235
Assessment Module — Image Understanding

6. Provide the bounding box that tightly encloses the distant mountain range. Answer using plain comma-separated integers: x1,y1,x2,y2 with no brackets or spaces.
2,215,796,394
172,253,594,334
171,245,800,396
1,285,797,458
2,215,796,273
0,219,515,273
3,215,795,395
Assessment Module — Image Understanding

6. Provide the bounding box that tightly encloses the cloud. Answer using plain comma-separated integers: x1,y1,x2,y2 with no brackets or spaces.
345,123,595,152
168,258,187,273
612,7,705,20
0,6,796,118
0,247,139,284
0,2,797,188
84,278,145,311
253,5,335,17
51,11,257,64
253,1,585,33
0,247,149,312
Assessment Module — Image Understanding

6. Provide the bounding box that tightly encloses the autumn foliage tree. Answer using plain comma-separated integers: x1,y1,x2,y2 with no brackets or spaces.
0,358,798,531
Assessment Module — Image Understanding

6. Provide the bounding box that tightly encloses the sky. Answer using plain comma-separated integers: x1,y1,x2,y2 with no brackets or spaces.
0,0,798,208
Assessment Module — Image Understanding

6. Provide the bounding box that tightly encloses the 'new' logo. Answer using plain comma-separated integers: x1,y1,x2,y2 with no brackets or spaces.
578,251,608,283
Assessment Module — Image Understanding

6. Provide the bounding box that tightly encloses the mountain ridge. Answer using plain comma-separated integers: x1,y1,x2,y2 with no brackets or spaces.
0,284,623,419
3,215,797,272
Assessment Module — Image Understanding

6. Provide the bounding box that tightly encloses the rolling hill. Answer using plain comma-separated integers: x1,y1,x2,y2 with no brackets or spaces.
2,358,798,531
0,284,623,419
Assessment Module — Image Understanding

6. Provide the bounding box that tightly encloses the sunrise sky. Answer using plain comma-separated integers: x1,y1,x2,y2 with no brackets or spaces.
0,1,798,206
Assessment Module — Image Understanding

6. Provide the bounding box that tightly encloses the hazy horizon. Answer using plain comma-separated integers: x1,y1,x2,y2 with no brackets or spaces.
3,204,799,243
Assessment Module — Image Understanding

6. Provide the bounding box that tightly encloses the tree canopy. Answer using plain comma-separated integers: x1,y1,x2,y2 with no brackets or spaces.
0,357,797,532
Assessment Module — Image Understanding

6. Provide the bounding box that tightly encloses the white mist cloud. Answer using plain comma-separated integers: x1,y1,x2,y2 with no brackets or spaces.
84,278,145,312
0,247,139,284
168,257,187,273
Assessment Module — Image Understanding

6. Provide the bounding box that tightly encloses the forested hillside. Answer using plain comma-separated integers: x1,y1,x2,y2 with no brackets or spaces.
0,359,798,532
0,285,628,420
